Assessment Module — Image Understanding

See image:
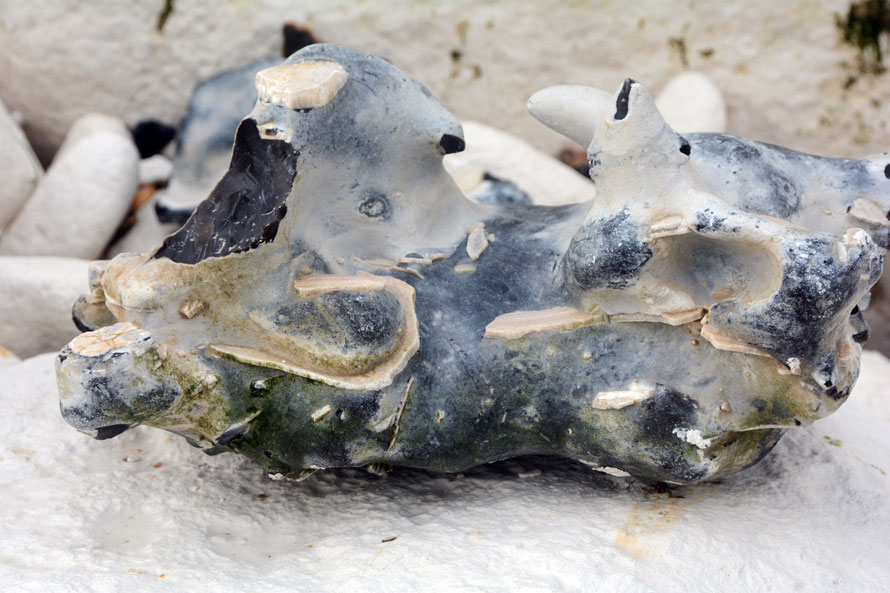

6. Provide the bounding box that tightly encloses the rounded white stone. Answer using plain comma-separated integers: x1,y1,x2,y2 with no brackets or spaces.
655,71,727,133
444,121,596,206
255,61,348,109
0,256,90,357
0,114,139,259
137,154,174,186
0,98,42,232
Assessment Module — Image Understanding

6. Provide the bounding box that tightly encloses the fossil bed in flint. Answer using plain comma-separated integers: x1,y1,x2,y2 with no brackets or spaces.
56,44,889,485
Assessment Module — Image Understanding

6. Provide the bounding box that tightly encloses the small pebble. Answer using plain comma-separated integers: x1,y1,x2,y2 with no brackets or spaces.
138,154,174,186
655,71,727,133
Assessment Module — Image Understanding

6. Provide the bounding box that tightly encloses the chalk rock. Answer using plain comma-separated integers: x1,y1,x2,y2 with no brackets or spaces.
0,99,42,232
655,71,727,133
853,350,890,422
137,154,173,186
56,112,134,156
0,256,90,357
444,121,596,206
3,351,890,591
105,196,181,258
56,46,886,487
0,114,139,259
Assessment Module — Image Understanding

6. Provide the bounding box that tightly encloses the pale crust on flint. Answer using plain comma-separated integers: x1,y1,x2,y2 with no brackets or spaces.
211,274,419,390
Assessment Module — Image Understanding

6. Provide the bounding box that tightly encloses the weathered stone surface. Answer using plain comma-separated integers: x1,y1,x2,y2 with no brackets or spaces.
0,114,138,259
443,121,596,206
56,45,887,485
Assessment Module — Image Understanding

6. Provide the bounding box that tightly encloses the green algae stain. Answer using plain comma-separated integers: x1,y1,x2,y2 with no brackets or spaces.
824,435,844,447
836,0,890,75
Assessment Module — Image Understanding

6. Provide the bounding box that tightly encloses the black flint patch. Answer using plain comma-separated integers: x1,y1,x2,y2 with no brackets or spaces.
154,119,299,264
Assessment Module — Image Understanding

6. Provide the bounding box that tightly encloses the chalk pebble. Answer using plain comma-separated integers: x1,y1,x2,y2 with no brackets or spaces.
444,121,596,206
0,99,42,232
138,154,174,186
655,71,727,133
0,114,138,259
0,256,90,357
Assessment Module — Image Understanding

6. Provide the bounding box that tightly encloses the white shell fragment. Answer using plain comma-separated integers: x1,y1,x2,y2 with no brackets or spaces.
592,382,655,410
310,404,332,422
68,322,150,357
255,61,348,110
484,307,601,339
466,222,490,261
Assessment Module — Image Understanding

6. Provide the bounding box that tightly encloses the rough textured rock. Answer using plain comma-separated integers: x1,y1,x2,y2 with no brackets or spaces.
0,256,91,358
56,46,886,486
0,98,42,232
655,71,727,133
3,351,889,591
0,114,139,259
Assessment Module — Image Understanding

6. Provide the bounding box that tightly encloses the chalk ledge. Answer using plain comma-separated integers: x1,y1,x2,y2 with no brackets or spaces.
0,352,888,592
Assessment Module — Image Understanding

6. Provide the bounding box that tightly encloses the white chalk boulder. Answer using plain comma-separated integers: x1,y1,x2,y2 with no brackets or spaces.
0,350,887,591
106,196,181,258
138,154,174,186
0,99,42,232
655,71,727,133
0,114,138,259
0,256,90,358
445,120,596,206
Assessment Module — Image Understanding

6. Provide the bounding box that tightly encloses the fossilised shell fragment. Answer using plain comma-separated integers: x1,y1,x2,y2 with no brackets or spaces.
255,61,348,110
56,44,887,485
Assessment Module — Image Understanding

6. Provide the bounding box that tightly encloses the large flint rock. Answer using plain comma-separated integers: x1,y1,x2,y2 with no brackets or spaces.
56,45,887,485
0,114,138,259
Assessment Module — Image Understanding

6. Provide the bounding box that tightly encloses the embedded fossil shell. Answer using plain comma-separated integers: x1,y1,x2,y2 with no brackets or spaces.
255,61,348,109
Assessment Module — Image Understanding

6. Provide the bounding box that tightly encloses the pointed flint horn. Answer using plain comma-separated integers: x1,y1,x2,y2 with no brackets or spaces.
527,85,613,149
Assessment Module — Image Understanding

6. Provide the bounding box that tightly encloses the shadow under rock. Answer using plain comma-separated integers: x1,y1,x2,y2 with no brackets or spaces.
208,435,812,507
